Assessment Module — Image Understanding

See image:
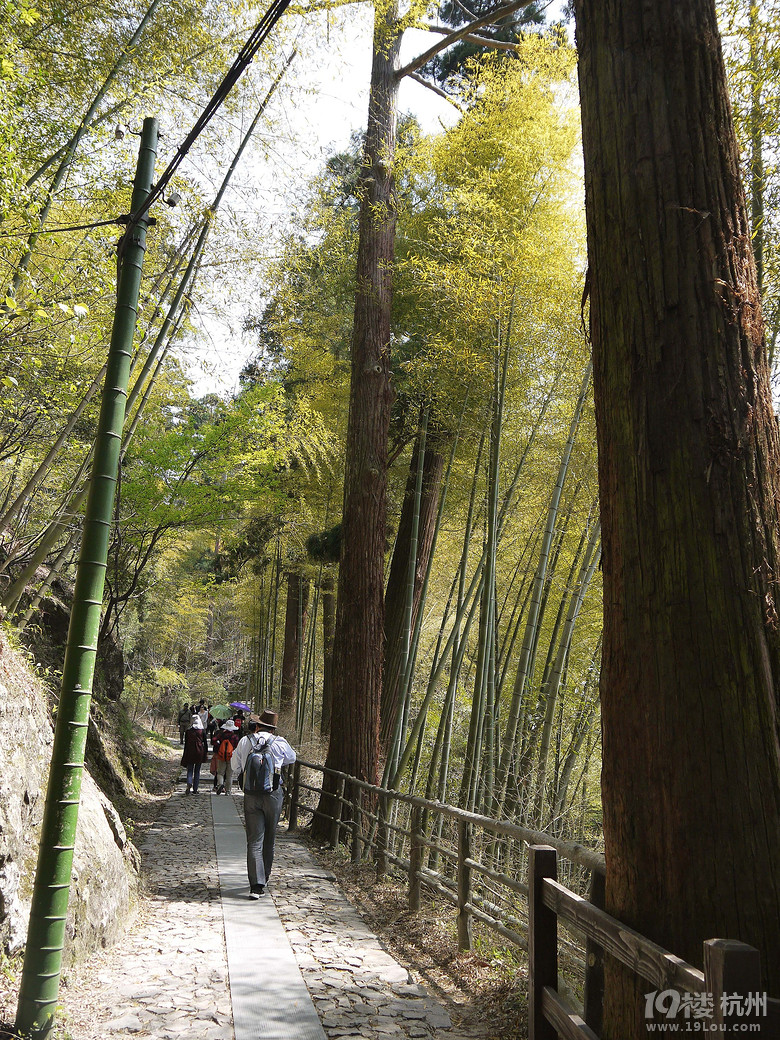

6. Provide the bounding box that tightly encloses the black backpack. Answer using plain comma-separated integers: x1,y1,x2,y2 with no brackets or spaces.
243,736,276,793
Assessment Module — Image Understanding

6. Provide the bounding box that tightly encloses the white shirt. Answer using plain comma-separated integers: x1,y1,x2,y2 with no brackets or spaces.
233,731,296,777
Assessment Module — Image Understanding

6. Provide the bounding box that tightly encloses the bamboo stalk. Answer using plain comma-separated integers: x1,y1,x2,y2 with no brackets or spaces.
494,360,593,818
15,118,158,1040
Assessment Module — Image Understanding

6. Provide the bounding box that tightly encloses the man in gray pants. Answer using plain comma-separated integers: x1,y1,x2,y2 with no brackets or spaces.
233,709,296,899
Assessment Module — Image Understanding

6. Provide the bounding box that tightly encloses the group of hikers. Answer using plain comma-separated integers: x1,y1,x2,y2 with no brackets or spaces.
178,700,246,794
175,701,297,899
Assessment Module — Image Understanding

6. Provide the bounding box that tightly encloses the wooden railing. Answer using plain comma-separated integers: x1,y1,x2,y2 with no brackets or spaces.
288,758,605,1007
288,761,780,1037
528,844,780,1038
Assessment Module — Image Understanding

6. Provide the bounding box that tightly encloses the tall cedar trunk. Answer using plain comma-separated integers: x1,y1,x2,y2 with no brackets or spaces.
279,571,309,715
312,3,401,835
748,3,764,294
574,1,780,1032
320,573,336,736
381,428,446,748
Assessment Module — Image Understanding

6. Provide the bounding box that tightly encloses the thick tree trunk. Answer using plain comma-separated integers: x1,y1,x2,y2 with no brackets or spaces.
279,570,310,716
381,426,446,749
312,2,401,835
748,3,764,294
320,573,336,737
574,1,780,1033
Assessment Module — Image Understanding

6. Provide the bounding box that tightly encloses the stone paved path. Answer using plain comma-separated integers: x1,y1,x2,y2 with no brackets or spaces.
55,781,480,1040
272,835,477,1040
61,786,233,1040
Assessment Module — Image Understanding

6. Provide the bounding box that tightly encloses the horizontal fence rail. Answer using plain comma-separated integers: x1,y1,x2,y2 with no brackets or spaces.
528,845,780,1039
288,762,780,1037
288,758,605,1011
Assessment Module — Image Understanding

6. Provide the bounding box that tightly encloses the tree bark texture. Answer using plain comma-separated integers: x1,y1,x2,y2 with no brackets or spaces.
320,573,336,737
313,2,401,834
381,428,446,748
574,1,780,1034
279,570,310,715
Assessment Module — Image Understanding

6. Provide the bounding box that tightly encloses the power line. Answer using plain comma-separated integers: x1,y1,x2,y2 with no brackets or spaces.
0,217,122,239
2,0,292,251
128,0,292,230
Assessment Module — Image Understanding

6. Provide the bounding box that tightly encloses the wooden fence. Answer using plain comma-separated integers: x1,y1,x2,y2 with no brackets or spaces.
528,845,780,1038
289,758,605,1007
287,760,780,1038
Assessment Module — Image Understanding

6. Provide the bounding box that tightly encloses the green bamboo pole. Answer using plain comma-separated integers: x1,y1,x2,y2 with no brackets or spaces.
394,425,461,793
269,536,282,706
534,520,601,816
494,358,592,817
0,362,107,533
552,635,601,818
537,509,591,698
398,434,463,817
400,410,428,704
479,329,511,812
17,529,81,632
496,367,563,540
426,424,487,691
295,574,305,729
429,420,484,821
298,576,320,744
15,117,158,1040
460,317,511,812
496,522,542,690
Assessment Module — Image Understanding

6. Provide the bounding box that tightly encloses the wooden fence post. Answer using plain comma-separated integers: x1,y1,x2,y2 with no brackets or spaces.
351,785,362,863
457,819,473,951
376,793,389,878
409,805,423,911
330,775,345,849
288,761,301,833
528,845,558,1040
704,939,763,1034
583,867,605,1033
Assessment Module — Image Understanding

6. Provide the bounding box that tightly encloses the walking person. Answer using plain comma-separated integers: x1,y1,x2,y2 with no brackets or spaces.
233,710,296,899
197,700,209,732
181,714,208,793
213,719,239,794
176,703,191,745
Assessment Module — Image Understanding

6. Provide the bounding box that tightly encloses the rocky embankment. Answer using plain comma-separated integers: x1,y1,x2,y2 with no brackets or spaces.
0,628,139,964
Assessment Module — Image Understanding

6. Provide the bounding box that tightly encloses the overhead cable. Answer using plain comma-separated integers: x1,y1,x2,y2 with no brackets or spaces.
127,0,292,230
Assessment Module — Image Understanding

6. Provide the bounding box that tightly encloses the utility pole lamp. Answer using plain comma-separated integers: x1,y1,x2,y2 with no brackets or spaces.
15,116,159,1040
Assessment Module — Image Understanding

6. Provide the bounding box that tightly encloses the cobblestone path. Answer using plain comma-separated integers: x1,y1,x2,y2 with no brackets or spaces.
272,836,479,1040
52,787,482,1040
58,788,232,1040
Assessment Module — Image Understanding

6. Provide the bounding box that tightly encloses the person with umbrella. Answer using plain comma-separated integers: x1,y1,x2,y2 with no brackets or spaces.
210,703,233,722
230,700,250,734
